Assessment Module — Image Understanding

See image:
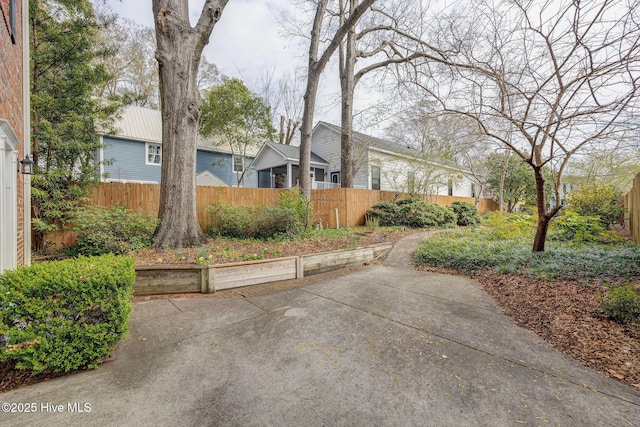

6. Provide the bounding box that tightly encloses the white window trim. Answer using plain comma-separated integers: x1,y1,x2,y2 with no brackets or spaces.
232,155,245,174
371,165,381,190
146,143,161,166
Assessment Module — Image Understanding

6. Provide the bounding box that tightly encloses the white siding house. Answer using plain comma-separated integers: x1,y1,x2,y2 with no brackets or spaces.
311,122,477,197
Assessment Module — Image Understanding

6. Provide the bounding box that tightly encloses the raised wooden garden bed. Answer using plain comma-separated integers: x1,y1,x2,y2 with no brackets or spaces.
133,243,392,296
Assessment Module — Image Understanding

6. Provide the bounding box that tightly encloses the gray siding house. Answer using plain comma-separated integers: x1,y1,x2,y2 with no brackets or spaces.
99,106,260,187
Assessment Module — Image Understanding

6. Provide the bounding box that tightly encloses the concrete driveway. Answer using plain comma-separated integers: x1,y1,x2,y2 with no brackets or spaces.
2,233,639,426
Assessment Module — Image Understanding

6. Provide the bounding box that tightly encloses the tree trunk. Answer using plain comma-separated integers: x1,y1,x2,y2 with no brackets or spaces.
152,0,227,249
499,149,510,212
300,72,320,200
339,0,357,188
279,115,285,144
299,0,376,199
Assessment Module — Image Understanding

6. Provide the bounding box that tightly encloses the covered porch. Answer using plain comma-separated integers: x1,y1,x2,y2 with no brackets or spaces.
250,141,338,189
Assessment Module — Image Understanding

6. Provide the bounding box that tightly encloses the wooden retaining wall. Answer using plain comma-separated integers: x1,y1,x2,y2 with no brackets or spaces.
133,244,390,296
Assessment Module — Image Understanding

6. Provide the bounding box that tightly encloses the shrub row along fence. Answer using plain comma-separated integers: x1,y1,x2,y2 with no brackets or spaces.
625,172,640,245
43,183,497,249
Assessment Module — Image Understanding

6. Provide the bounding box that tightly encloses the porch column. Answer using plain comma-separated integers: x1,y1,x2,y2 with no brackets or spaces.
286,163,292,188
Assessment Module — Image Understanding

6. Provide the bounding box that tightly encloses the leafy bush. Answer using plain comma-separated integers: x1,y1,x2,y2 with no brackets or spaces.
279,189,311,228
482,212,536,241
0,255,135,374
366,199,456,228
451,201,481,226
69,205,157,256
205,200,303,240
205,201,256,239
548,211,623,244
365,201,402,226
600,285,640,323
566,183,625,228
252,207,302,239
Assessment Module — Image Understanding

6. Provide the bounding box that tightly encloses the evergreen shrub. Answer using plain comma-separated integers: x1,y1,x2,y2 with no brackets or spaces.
0,255,135,374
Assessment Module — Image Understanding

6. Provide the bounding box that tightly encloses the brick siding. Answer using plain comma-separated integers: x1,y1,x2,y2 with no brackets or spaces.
1,0,26,266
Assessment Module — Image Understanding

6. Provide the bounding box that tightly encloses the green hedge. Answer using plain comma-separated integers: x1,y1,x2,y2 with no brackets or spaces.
0,255,135,374
366,198,456,228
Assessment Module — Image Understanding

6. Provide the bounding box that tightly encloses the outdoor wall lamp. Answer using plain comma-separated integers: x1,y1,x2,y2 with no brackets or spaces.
18,154,33,175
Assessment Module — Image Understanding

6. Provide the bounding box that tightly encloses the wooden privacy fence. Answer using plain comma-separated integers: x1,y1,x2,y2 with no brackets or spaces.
625,172,640,245
43,182,497,249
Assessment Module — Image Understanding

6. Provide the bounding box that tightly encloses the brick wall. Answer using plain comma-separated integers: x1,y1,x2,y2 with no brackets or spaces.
1,0,26,266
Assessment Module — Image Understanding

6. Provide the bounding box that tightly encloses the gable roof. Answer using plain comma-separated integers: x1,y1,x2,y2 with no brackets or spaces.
313,121,464,172
266,141,329,164
314,121,423,158
107,105,260,156
249,141,329,171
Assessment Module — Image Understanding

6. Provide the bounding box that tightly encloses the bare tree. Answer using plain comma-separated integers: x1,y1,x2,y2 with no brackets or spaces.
96,3,222,108
94,11,160,107
299,0,377,199
410,0,640,251
151,0,229,249
338,0,429,187
258,69,304,145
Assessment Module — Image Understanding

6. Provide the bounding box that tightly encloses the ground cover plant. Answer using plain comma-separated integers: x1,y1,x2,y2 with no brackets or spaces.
415,211,640,390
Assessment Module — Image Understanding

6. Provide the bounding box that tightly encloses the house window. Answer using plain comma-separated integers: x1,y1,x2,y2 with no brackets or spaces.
447,178,453,196
408,171,416,194
233,155,245,173
371,166,381,190
471,183,476,198
146,143,161,165
331,171,340,184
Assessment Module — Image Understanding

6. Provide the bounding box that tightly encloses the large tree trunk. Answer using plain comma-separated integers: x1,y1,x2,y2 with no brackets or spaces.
339,0,357,188
152,0,227,249
300,73,321,200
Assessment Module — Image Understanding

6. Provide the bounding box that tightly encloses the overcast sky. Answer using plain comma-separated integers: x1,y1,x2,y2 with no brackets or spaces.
100,0,348,127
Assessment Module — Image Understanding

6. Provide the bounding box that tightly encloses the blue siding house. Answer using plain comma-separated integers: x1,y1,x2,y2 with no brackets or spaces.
99,106,260,187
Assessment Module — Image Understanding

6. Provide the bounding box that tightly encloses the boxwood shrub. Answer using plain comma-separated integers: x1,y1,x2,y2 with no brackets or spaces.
0,254,135,374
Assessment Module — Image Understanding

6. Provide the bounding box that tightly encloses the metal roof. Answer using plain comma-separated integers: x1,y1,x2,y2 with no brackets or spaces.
107,105,261,156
